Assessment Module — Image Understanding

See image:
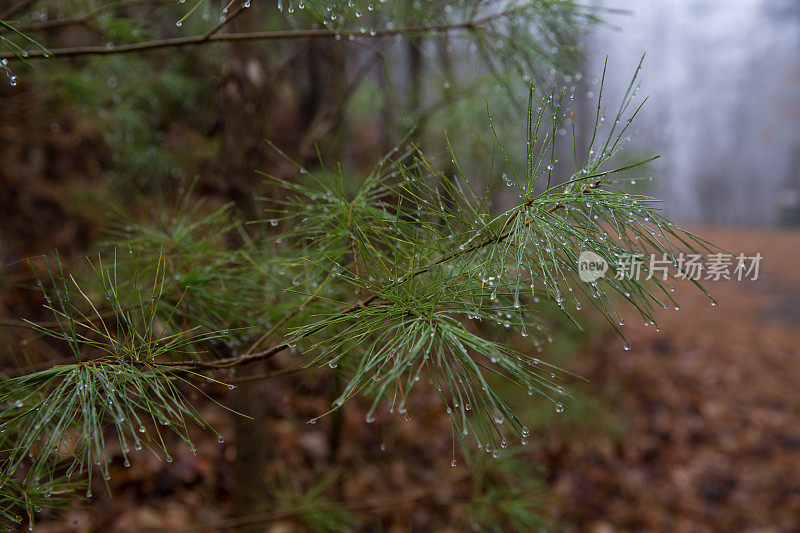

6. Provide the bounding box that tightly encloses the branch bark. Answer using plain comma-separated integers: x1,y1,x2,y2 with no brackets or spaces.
0,8,520,60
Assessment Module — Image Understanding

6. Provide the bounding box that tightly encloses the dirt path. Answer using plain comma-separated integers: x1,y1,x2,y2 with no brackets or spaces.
552,226,800,531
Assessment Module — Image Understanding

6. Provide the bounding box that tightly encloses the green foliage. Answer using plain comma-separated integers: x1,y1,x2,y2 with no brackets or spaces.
268,472,359,532
44,53,216,192
0,471,77,531
0,1,716,530
105,196,273,335
0,19,48,85
264,65,712,459
467,448,552,532
1,64,713,527
0,254,231,528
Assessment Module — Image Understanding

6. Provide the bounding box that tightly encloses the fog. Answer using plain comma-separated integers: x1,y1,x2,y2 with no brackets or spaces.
585,0,800,225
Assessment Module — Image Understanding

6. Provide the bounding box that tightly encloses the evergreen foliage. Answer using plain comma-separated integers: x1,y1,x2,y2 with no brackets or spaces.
0,1,712,529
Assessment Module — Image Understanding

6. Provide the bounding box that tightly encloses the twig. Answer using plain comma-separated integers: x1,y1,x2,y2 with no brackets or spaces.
201,1,248,40
0,8,522,60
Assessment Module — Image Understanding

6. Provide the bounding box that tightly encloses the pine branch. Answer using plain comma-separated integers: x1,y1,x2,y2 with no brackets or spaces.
0,55,716,527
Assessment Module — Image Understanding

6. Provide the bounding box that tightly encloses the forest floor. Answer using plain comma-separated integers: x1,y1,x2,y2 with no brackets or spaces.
29,225,800,532
549,226,800,532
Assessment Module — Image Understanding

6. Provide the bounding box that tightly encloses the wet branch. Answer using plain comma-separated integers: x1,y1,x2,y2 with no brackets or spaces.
158,199,566,371
0,7,523,60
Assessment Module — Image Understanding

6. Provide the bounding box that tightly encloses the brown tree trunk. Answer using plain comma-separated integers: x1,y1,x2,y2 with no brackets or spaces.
216,12,273,524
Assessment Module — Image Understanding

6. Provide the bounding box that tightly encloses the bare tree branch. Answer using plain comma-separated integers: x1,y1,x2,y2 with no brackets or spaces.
0,8,521,60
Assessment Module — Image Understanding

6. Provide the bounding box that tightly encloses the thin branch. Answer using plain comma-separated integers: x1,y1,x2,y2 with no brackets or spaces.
0,8,522,60
201,1,248,40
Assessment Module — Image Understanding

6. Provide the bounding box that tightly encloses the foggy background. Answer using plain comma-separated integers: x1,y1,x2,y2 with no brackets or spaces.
584,0,800,225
